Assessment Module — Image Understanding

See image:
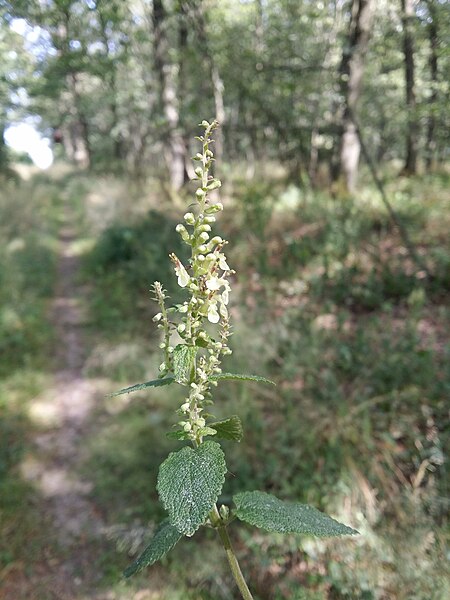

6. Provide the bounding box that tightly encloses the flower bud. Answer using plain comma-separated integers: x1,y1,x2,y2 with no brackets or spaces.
206,179,221,191
184,212,195,225
175,223,190,242
180,402,190,412
205,203,223,214
183,422,192,432
196,188,206,199
152,313,163,322
194,167,203,177
219,505,230,521
201,120,210,127
204,215,216,223
198,232,209,243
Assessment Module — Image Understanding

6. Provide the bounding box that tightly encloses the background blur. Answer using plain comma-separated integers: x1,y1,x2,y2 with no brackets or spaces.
0,1,449,599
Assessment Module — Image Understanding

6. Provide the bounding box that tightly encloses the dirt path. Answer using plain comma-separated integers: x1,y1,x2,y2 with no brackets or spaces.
5,209,113,599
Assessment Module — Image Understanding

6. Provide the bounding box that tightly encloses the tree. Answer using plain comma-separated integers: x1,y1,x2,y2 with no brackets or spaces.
334,0,375,192
153,0,186,190
424,0,439,171
401,0,418,175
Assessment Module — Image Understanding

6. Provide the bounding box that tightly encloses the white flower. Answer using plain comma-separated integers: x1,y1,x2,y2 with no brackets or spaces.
175,263,190,287
221,285,230,305
207,303,220,323
219,302,228,319
218,254,230,271
206,276,223,291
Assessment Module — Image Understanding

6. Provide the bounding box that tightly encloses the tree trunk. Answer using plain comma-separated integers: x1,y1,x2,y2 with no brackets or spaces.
425,0,438,171
97,4,124,161
69,73,91,169
0,123,8,172
153,0,186,191
183,0,225,164
401,0,418,175
335,0,375,192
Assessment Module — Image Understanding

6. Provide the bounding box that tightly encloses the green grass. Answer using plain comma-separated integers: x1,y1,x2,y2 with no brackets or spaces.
78,171,449,598
1,169,448,599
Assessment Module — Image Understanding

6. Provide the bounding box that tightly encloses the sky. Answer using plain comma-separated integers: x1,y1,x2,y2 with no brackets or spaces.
5,122,54,170
5,19,54,170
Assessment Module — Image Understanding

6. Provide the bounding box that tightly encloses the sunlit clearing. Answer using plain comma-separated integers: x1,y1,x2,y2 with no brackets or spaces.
5,122,54,169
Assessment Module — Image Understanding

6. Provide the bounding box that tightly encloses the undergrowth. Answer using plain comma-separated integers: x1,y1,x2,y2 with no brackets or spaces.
79,168,449,598
1,165,448,599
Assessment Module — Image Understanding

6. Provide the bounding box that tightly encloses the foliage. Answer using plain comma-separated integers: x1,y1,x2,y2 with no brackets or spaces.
2,0,448,182
115,122,357,599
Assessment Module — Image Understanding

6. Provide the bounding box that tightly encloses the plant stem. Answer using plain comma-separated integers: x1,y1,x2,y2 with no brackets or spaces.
210,505,254,600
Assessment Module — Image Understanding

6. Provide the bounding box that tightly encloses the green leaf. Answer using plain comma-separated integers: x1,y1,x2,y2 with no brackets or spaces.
234,491,358,537
173,344,197,384
210,373,276,386
123,520,182,578
109,377,175,397
166,430,190,441
211,416,243,441
197,426,217,438
157,441,227,537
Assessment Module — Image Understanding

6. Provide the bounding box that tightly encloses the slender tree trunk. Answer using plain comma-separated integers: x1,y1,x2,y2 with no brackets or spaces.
0,123,8,172
425,0,438,171
69,73,91,169
183,0,225,164
401,0,418,175
153,0,186,191
335,0,375,192
54,8,91,169
97,9,124,161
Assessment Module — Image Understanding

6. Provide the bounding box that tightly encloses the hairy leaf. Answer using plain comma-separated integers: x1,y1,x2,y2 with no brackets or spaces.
173,344,197,384
123,520,182,578
109,377,175,397
234,491,358,537
211,416,243,441
157,441,227,536
210,373,275,386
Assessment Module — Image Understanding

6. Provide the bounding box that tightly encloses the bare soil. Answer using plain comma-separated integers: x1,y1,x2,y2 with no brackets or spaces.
2,211,114,599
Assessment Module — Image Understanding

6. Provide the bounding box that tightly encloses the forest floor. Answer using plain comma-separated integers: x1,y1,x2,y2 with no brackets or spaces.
1,208,108,600
1,203,119,599
1,168,449,600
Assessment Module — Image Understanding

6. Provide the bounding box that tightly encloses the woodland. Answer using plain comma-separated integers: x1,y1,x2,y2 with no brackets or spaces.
0,1,449,599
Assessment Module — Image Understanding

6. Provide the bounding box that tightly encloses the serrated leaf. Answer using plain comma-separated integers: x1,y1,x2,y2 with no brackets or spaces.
109,377,175,397
123,520,182,578
173,344,197,384
157,441,227,536
210,373,275,386
234,491,358,537
211,416,243,441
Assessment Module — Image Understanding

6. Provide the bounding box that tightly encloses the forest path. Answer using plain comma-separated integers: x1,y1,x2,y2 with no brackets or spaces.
6,203,115,599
